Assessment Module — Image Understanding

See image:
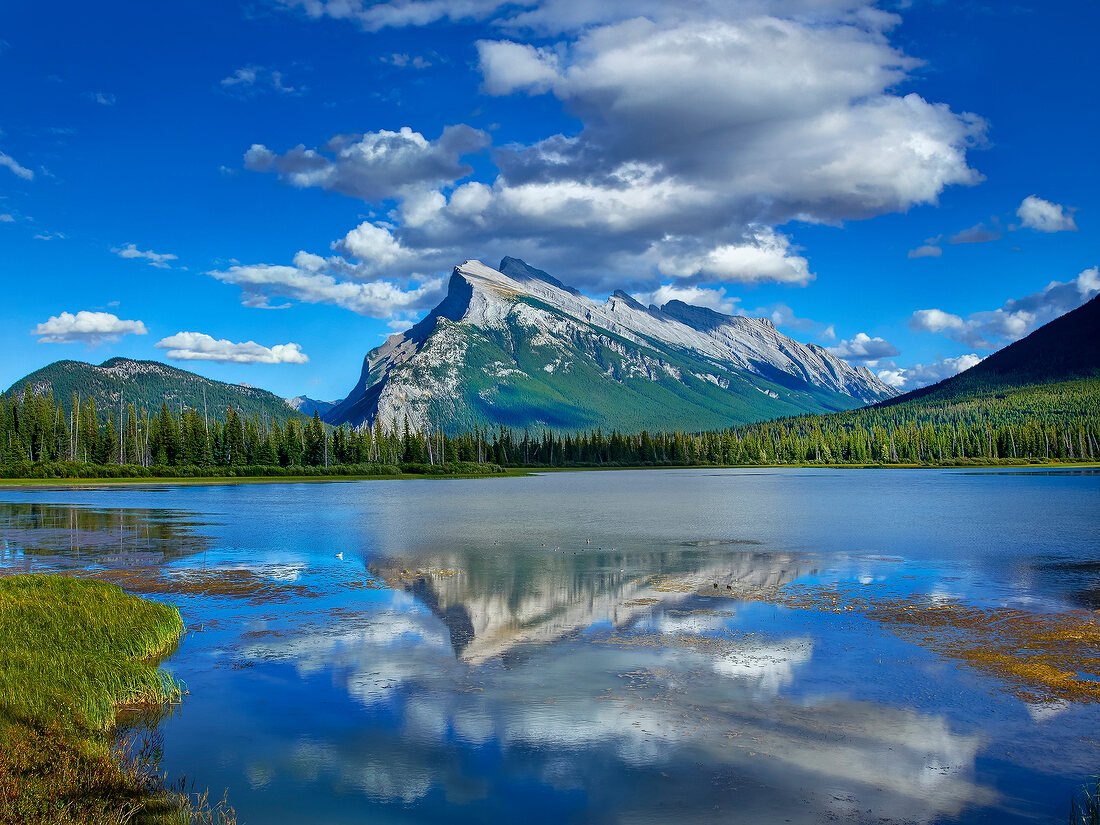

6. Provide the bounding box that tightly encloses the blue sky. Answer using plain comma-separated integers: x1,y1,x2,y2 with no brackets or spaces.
2,0,1097,401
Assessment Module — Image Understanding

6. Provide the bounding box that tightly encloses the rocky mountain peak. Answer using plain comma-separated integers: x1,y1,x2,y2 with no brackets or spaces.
324,258,897,432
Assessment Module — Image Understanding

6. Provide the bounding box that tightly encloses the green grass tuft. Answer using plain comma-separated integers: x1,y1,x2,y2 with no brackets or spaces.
0,574,235,824
0,574,184,734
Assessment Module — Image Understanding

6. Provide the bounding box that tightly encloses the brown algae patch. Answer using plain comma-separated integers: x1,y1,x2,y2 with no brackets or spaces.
863,596,1100,704
666,576,1100,704
80,568,320,604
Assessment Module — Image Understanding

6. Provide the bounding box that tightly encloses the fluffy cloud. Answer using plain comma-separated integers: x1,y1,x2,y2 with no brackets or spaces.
155,332,309,364
0,214,14,222
876,353,983,390
907,244,942,259
244,125,489,201
239,1,984,303
1016,195,1077,233
948,221,1000,245
647,227,812,286
281,0,514,31
478,16,981,214
909,308,964,334
631,284,739,314
210,263,444,316
477,41,561,95
32,311,148,345
221,65,302,96
827,332,900,364
0,151,33,180
910,267,1100,349
208,220,447,316
877,354,982,390
112,243,178,268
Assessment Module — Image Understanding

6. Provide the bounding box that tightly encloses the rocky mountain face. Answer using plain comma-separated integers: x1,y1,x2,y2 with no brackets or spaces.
286,395,339,418
324,258,896,433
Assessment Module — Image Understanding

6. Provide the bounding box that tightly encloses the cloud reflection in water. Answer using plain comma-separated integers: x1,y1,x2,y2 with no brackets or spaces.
240,547,992,823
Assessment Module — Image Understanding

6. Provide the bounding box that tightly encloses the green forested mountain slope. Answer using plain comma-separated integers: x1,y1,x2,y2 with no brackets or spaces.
5,358,299,422
882,294,1099,407
732,292,1100,464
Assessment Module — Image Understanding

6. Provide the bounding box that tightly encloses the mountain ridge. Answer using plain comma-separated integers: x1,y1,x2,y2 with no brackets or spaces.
323,257,896,433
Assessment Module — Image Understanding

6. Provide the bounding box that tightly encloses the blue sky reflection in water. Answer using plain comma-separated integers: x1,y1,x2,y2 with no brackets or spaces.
1,468,1098,823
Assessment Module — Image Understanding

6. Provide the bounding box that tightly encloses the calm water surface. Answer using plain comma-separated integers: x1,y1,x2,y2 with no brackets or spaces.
2,468,1098,824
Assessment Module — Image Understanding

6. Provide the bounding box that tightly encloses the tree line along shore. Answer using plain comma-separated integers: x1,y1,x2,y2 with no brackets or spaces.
1,379,1098,479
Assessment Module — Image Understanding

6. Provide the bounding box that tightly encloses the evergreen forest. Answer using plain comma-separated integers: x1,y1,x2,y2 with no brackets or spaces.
2,376,1097,478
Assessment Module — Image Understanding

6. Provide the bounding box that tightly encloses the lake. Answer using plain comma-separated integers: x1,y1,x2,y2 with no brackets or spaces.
2,468,1098,824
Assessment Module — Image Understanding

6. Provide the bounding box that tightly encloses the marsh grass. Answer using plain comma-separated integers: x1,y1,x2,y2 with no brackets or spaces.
0,574,183,733
1072,776,1100,825
0,574,234,824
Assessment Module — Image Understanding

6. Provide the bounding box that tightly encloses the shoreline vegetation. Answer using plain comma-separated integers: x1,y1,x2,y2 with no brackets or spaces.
0,459,1097,487
1,378,1097,480
0,575,233,824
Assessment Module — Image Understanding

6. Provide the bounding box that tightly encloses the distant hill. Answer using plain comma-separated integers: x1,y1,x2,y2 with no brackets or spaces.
882,294,1100,407
5,358,301,423
287,395,339,418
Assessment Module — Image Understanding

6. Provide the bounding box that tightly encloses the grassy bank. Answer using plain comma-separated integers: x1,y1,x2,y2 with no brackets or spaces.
1,458,1095,487
0,460,511,481
0,575,228,824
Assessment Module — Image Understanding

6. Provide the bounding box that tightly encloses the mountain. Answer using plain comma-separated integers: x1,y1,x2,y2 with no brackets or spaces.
881,293,1100,407
287,396,339,418
5,358,301,422
324,258,896,433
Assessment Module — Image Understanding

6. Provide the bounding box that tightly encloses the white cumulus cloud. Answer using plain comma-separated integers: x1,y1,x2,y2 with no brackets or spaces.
631,284,739,315
244,125,489,201
827,332,900,364
910,308,964,334
209,261,444,317
648,227,813,286
476,40,561,95
238,0,985,304
1015,195,1077,233
907,244,942,259
877,354,983,390
112,243,179,268
32,311,148,345
910,267,1100,349
155,332,309,364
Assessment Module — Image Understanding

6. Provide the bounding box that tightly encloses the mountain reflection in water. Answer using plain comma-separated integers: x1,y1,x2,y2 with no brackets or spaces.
1,468,1096,824
239,545,991,824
